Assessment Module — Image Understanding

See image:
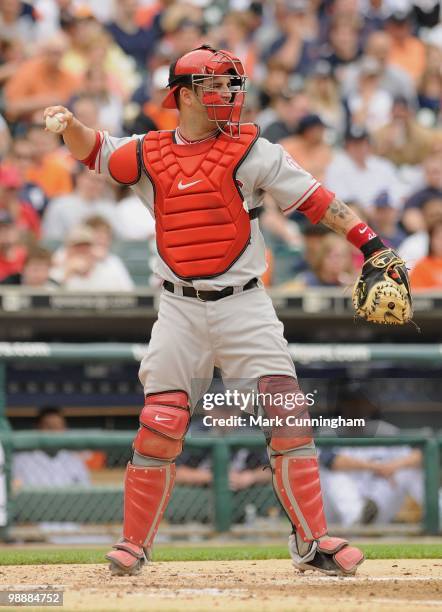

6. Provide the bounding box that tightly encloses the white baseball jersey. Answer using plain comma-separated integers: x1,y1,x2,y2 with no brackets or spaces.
92,129,321,290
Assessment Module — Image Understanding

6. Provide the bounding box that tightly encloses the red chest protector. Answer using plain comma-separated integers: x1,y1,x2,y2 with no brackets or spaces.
109,125,259,280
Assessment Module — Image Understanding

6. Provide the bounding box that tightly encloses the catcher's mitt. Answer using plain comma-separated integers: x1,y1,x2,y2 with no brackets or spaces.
352,249,413,325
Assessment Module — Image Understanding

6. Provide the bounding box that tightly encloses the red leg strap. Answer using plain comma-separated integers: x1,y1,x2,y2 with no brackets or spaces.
317,537,348,554
273,455,327,541
147,391,188,407
112,539,145,558
123,463,175,548
334,546,365,574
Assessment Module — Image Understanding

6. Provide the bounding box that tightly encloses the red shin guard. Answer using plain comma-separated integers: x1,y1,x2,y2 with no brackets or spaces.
273,455,327,542
123,463,175,548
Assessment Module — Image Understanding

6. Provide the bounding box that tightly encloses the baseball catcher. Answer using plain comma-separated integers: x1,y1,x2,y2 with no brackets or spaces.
43,43,413,579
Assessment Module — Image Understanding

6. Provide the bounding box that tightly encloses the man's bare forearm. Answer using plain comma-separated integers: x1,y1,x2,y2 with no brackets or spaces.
43,105,96,160
320,197,361,236
62,117,97,160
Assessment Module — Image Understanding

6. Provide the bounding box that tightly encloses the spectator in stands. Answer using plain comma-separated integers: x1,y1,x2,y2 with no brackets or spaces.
70,95,101,134
260,191,303,250
176,421,271,492
106,0,161,70
114,186,156,241
0,36,26,89
261,88,309,143
399,197,442,270
372,96,441,167
341,30,415,102
369,191,406,250
319,16,362,78
175,449,271,491
418,68,442,124
280,114,332,183
51,223,133,291
42,165,117,240
0,0,38,47
0,210,27,282
25,123,73,199
402,155,442,233
83,216,134,291
282,233,354,289
410,221,442,291
347,56,393,132
304,61,345,141
320,384,423,526
4,32,80,122
0,112,10,158
254,60,291,131
385,10,426,85
79,66,125,135
215,10,258,80
6,137,48,217
299,225,332,273
62,9,140,101
1,244,54,287
301,233,355,288
324,125,406,209
261,0,318,77
160,5,204,59
0,164,40,240
13,407,90,488
125,65,178,136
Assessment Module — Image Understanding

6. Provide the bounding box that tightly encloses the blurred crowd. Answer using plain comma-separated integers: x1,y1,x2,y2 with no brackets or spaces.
0,0,441,291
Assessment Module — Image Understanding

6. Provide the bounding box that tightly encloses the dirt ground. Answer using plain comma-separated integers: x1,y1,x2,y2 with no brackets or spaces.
1,559,441,612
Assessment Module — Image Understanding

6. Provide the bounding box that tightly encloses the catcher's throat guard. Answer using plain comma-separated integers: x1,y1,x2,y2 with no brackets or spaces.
162,45,247,138
353,249,413,325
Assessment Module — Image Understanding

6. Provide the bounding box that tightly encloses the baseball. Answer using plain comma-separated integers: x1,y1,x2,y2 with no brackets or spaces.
45,113,67,134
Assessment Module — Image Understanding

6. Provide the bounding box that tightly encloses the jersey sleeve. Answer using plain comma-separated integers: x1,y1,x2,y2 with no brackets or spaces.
80,131,142,177
251,137,320,212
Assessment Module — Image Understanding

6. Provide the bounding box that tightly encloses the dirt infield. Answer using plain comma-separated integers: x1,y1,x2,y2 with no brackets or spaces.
1,559,441,611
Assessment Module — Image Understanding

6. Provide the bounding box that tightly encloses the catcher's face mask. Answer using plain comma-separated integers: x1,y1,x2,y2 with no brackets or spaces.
162,45,247,138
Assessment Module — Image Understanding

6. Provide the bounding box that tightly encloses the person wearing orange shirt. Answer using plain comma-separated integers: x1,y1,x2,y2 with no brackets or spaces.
24,125,73,199
4,32,81,122
128,66,178,134
410,221,442,291
280,114,332,184
385,11,426,85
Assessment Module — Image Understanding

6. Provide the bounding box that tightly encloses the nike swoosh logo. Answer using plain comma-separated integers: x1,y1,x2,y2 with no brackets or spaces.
155,416,172,422
358,226,368,234
178,179,203,190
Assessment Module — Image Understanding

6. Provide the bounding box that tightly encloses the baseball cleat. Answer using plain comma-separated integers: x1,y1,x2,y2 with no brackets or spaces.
289,534,364,576
106,539,149,576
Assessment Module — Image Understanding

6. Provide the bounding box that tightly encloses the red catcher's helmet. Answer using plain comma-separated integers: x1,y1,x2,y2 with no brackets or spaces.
162,44,247,137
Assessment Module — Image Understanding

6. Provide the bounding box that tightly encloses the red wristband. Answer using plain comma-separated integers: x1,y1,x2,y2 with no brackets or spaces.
346,222,378,249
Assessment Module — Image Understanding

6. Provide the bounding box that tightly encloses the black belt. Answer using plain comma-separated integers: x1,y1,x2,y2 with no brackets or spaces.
163,277,258,302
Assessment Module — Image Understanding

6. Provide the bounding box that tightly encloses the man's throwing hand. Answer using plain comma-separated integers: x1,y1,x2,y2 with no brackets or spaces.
43,106,73,134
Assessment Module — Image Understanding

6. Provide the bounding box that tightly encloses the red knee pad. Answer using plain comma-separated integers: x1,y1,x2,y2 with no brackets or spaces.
134,391,190,460
258,375,313,452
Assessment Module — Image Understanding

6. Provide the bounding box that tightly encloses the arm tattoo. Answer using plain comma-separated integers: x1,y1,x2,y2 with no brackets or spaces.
320,197,358,236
